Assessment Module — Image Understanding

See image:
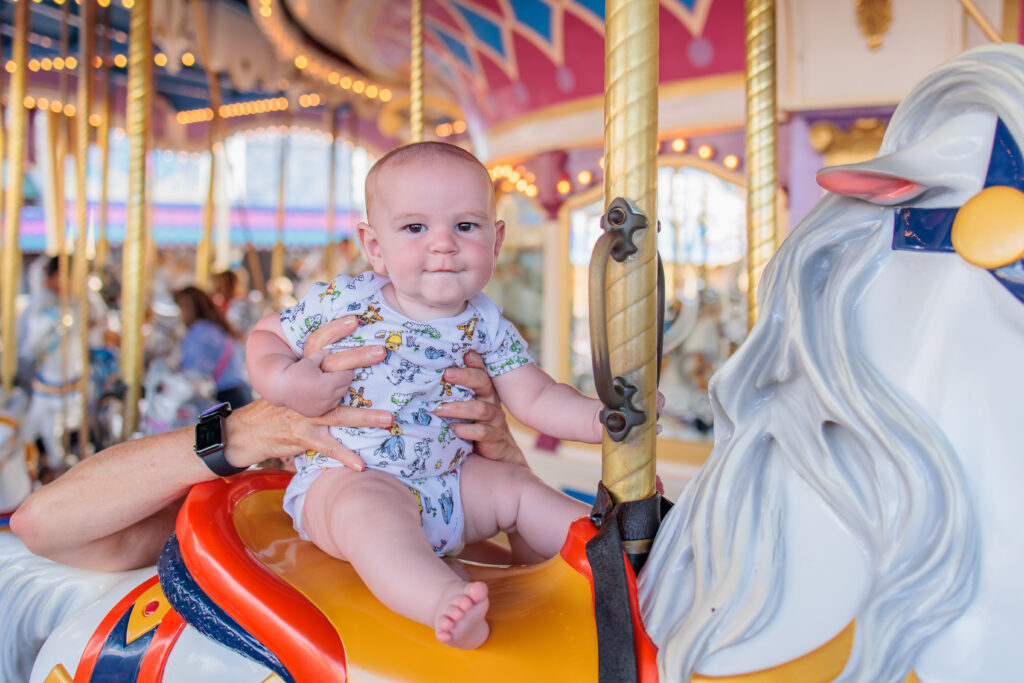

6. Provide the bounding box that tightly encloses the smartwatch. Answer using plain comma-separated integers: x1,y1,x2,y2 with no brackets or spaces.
194,402,245,477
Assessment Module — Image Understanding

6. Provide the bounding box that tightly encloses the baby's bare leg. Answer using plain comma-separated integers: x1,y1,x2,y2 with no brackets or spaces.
302,467,489,648
460,455,589,561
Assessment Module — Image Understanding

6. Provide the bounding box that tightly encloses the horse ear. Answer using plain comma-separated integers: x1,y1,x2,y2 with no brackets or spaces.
816,167,925,205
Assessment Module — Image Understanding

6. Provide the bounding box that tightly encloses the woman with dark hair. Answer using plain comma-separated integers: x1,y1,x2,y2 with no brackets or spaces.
173,286,253,408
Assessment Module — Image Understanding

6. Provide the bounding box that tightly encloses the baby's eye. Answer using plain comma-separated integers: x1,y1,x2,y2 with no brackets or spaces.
404,224,426,234
455,222,478,232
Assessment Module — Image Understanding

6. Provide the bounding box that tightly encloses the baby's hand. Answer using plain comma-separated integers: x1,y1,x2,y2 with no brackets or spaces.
278,350,352,416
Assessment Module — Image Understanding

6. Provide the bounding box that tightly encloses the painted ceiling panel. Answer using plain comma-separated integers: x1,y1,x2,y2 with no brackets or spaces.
509,0,554,43
451,1,507,57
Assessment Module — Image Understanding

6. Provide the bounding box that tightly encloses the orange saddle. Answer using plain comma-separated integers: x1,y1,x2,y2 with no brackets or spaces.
170,470,658,682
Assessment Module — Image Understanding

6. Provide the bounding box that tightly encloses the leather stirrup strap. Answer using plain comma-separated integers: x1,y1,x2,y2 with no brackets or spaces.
585,482,671,683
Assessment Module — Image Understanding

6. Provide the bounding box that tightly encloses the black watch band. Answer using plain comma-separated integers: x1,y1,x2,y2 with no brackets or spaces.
194,402,246,477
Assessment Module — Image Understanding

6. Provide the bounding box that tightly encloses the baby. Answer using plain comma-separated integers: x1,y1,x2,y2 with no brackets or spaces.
247,142,603,649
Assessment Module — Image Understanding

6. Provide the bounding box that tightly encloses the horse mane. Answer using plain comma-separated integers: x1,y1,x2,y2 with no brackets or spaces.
0,534,131,682
638,43,1024,682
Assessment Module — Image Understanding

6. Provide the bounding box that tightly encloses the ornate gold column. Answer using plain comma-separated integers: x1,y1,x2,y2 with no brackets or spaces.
74,0,96,460
1,0,29,394
96,8,112,272
190,0,221,289
325,108,339,277
744,0,778,330
409,0,424,143
600,0,659,504
120,0,152,439
270,131,288,284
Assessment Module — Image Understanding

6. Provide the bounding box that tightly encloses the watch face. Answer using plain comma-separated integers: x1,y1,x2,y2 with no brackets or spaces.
195,416,225,455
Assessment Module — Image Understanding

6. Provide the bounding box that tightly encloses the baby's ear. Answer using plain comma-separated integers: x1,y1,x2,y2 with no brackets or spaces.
493,220,506,258
356,221,386,274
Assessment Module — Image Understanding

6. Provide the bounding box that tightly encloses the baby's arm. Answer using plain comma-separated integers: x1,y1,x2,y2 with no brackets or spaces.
491,364,603,444
247,313,353,417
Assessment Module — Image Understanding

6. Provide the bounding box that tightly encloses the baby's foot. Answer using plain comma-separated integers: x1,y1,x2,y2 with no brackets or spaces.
435,581,489,649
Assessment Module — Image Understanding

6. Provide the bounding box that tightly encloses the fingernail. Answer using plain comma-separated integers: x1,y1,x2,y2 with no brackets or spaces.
353,463,365,472
341,315,357,326
377,413,393,426
371,346,386,358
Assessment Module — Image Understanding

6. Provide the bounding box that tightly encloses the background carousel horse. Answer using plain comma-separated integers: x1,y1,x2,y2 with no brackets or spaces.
0,388,34,519
639,43,1024,682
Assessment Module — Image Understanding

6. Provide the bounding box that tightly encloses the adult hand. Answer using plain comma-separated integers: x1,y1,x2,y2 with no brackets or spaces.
302,315,387,374
434,351,527,468
267,314,390,470
227,399,391,472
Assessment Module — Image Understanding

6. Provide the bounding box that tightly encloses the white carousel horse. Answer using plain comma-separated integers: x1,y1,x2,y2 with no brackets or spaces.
639,44,1024,682
5,44,1024,683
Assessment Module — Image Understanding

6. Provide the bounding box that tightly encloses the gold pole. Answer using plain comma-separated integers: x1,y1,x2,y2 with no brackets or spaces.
270,131,288,284
744,0,778,330
409,0,424,143
190,0,222,289
600,0,659,504
57,2,73,458
1,0,29,394
325,108,338,277
74,0,96,461
96,8,112,271
959,0,1003,42
120,0,152,440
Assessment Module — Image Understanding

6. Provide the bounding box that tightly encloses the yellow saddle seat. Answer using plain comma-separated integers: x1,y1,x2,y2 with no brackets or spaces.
228,483,601,682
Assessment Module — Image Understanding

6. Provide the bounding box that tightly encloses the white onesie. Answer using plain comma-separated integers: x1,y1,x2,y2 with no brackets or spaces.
279,271,531,555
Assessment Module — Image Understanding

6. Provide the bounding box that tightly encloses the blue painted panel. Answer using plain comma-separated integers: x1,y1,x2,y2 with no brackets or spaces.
430,23,476,71
510,0,553,42
452,2,506,56
572,0,604,21
89,609,153,683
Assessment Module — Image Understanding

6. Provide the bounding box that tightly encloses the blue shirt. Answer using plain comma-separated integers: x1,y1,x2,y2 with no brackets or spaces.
180,320,248,391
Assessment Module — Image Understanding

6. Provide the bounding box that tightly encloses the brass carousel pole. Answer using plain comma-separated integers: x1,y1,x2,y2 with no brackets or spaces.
0,32,6,231
73,0,96,461
120,0,152,439
744,0,778,329
1,0,29,394
325,107,339,277
598,0,659,505
55,2,73,458
409,0,424,143
270,127,288,285
190,0,221,290
95,8,112,272
583,3,661,678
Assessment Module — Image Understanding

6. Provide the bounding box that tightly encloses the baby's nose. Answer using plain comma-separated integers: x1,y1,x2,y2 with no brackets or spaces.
428,230,458,252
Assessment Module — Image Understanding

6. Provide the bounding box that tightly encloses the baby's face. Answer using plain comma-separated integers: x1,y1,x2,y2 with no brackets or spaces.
360,156,504,320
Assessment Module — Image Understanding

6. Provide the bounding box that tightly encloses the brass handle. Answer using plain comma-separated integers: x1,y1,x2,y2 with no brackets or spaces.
588,198,662,442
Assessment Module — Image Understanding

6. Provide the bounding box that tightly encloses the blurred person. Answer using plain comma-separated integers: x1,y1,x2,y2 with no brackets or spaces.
173,286,253,409
211,268,261,337
18,256,85,480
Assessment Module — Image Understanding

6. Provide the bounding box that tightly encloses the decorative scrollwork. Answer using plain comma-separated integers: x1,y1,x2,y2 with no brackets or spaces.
855,0,892,50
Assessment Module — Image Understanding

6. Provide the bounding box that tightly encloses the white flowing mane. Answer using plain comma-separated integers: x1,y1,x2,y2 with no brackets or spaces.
639,45,1024,683
0,534,129,683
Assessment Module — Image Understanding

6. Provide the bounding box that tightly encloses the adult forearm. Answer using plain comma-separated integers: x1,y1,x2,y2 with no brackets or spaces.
10,425,212,569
